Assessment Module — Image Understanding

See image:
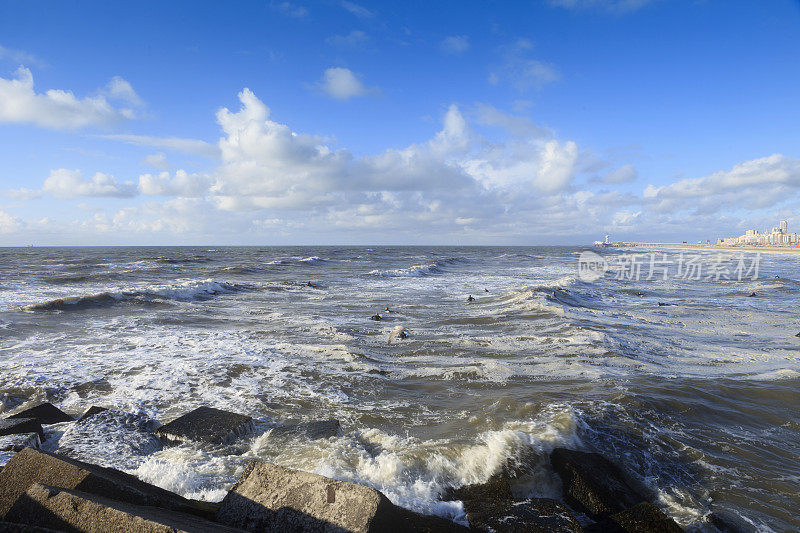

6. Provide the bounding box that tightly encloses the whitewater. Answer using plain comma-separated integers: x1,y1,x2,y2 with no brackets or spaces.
0,246,798,531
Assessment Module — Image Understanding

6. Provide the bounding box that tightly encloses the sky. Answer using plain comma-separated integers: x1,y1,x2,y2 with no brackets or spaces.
0,0,798,246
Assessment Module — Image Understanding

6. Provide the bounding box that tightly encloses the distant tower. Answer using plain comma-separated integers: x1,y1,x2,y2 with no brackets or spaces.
780,220,788,234
605,234,609,244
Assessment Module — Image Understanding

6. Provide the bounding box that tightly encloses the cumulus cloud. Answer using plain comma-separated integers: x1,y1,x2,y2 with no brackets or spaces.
0,45,43,67
441,36,470,54
643,154,800,214
42,169,137,199
0,210,23,234
0,67,135,129
316,67,378,100
102,76,144,107
138,170,212,197
140,152,169,169
326,30,369,47
97,134,220,158
604,164,638,184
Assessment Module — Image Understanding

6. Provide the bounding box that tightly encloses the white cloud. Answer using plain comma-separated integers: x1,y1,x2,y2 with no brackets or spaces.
140,152,169,169
340,1,374,19
326,30,369,47
271,2,308,18
474,103,550,138
97,134,220,158
102,76,144,107
441,36,470,54
548,0,653,12
0,67,134,129
0,45,42,67
490,41,560,92
644,154,800,214
138,170,212,197
0,210,23,234
42,169,137,199
316,67,379,100
604,164,638,184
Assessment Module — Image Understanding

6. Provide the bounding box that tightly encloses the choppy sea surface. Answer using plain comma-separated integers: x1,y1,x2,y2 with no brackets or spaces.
0,246,798,531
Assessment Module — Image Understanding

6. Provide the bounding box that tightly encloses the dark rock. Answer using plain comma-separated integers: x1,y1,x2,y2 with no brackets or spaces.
0,448,213,520
269,419,341,440
0,435,39,454
6,404,72,425
216,461,467,533
708,506,752,533
463,497,584,532
550,448,646,520
0,520,60,532
0,421,43,443
5,483,245,533
156,406,254,446
441,471,513,502
586,502,682,533
76,406,108,423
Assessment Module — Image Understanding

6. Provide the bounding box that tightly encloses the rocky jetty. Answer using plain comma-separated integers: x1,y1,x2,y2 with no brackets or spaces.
0,402,690,532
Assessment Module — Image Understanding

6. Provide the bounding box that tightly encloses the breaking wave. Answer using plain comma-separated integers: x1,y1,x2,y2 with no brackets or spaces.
369,258,465,278
22,279,245,312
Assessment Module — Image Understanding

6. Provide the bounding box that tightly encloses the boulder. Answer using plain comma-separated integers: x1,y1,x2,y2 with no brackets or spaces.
462,497,584,532
0,421,42,443
216,461,466,533
0,435,39,454
6,404,72,425
5,483,245,533
76,406,108,423
550,448,646,520
156,406,254,445
585,502,682,533
440,471,514,502
269,420,342,440
0,448,213,520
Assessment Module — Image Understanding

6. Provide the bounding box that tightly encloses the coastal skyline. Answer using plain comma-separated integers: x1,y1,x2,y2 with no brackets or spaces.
1,0,799,246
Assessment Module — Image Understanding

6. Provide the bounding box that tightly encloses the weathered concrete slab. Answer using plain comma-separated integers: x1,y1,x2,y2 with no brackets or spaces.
586,502,683,533
76,406,108,423
0,448,212,520
269,419,342,440
156,406,254,445
6,404,72,425
216,461,466,533
550,448,646,520
57,409,162,470
0,421,42,443
463,497,584,532
0,435,39,454
5,483,245,533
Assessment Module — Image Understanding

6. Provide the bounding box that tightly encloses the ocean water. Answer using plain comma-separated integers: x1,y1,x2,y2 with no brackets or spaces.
0,246,798,531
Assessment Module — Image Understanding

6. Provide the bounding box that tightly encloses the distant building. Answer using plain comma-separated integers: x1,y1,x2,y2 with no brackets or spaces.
717,219,798,247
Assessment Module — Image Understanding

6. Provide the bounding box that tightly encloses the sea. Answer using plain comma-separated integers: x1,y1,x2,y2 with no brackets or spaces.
0,246,797,531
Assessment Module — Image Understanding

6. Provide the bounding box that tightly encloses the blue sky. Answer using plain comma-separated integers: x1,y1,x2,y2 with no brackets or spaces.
0,0,798,245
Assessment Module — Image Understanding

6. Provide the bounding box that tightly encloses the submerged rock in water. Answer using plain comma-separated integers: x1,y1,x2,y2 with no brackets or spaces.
268,419,341,440
56,409,162,470
216,461,467,533
0,435,40,454
5,483,242,533
441,471,514,502
550,448,647,520
156,406,254,446
76,406,108,423
586,502,683,533
6,404,72,426
463,497,584,533
0,448,213,520
0,421,43,443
